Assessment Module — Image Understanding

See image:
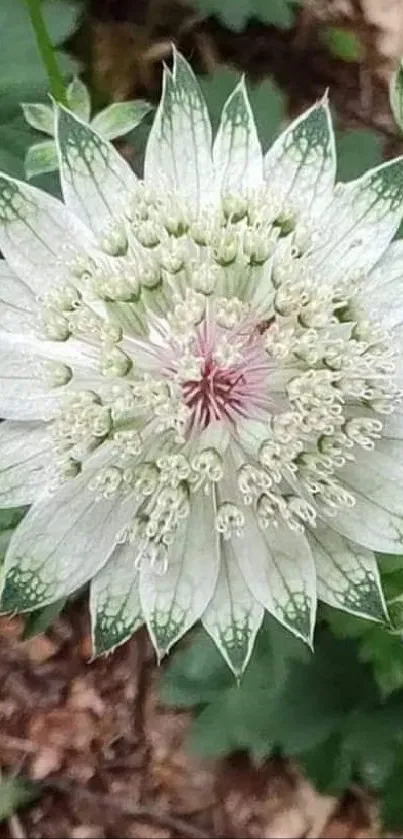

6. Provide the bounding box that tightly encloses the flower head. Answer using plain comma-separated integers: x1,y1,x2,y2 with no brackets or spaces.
1,50,403,674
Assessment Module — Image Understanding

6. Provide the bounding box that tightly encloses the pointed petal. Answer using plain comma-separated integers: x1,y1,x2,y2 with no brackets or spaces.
144,50,213,210
327,439,403,553
202,539,264,677
213,77,263,196
234,507,316,644
66,77,91,122
264,100,336,219
91,101,152,140
0,173,95,295
140,493,219,657
55,104,137,237
0,475,134,612
90,542,143,655
311,157,403,280
308,526,387,621
0,421,51,507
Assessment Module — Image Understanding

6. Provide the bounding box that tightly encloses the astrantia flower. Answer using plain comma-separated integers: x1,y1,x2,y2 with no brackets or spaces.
1,51,403,675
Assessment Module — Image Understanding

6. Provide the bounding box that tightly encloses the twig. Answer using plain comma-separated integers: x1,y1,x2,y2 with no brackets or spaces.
23,0,67,104
47,778,214,839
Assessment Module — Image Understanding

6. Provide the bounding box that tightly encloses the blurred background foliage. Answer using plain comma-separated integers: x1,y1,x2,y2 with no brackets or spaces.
2,0,403,831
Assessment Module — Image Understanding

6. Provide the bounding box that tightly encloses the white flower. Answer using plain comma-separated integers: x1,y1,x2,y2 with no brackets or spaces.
1,50,403,675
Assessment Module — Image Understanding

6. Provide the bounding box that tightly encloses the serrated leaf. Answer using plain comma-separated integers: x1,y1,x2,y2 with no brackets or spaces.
25,140,58,180
92,100,152,140
0,775,39,821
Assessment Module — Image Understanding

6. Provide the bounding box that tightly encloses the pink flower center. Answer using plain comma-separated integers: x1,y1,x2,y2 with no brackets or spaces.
181,322,271,430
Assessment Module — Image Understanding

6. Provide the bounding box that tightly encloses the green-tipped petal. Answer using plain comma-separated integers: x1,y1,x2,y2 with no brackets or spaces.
0,475,134,613
92,100,152,140
312,156,403,279
213,76,263,196
202,540,264,677
55,104,137,237
90,542,143,656
308,527,387,621
234,507,316,645
264,98,336,219
0,173,95,294
144,49,213,210
140,493,219,658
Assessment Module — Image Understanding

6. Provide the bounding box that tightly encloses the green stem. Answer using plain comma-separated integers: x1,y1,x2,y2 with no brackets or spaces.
24,0,67,104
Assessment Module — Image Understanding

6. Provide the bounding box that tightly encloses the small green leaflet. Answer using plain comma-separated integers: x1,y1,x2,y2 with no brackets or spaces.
191,0,301,31
0,775,39,822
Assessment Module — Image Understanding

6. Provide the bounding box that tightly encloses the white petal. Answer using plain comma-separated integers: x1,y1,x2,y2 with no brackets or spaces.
0,332,99,420
139,492,219,657
0,173,95,295
202,539,263,677
0,474,134,612
264,99,336,219
327,439,403,553
364,241,403,331
90,541,143,655
234,506,316,644
0,421,51,506
0,260,37,332
213,77,263,196
308,525,387,621
311,157,403,280
55,104,137,237
144,49,214,211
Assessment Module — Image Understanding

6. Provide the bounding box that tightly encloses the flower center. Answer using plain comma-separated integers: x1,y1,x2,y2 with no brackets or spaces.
182,353,247,428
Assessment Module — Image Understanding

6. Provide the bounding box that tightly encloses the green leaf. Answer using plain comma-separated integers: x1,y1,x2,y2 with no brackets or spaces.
320,27,364,62
21,103,54,136
191,0,301,31
25,139,58,180
390,59,403,133
380,757,403,830
22,598,66,640
0,775,39,821
92,100,152,140
336,129,383,182
0,0,77,105
67,77,91,122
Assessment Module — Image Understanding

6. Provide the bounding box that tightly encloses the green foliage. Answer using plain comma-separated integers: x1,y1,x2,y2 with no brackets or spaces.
22,598,66,639
0,775,39,822
161,618,403,829
336,129,383,181
0,0,77,179
191,0,301,31
390,59,403,133
0,507,26,563
320,27,364,63
199,68,285,149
